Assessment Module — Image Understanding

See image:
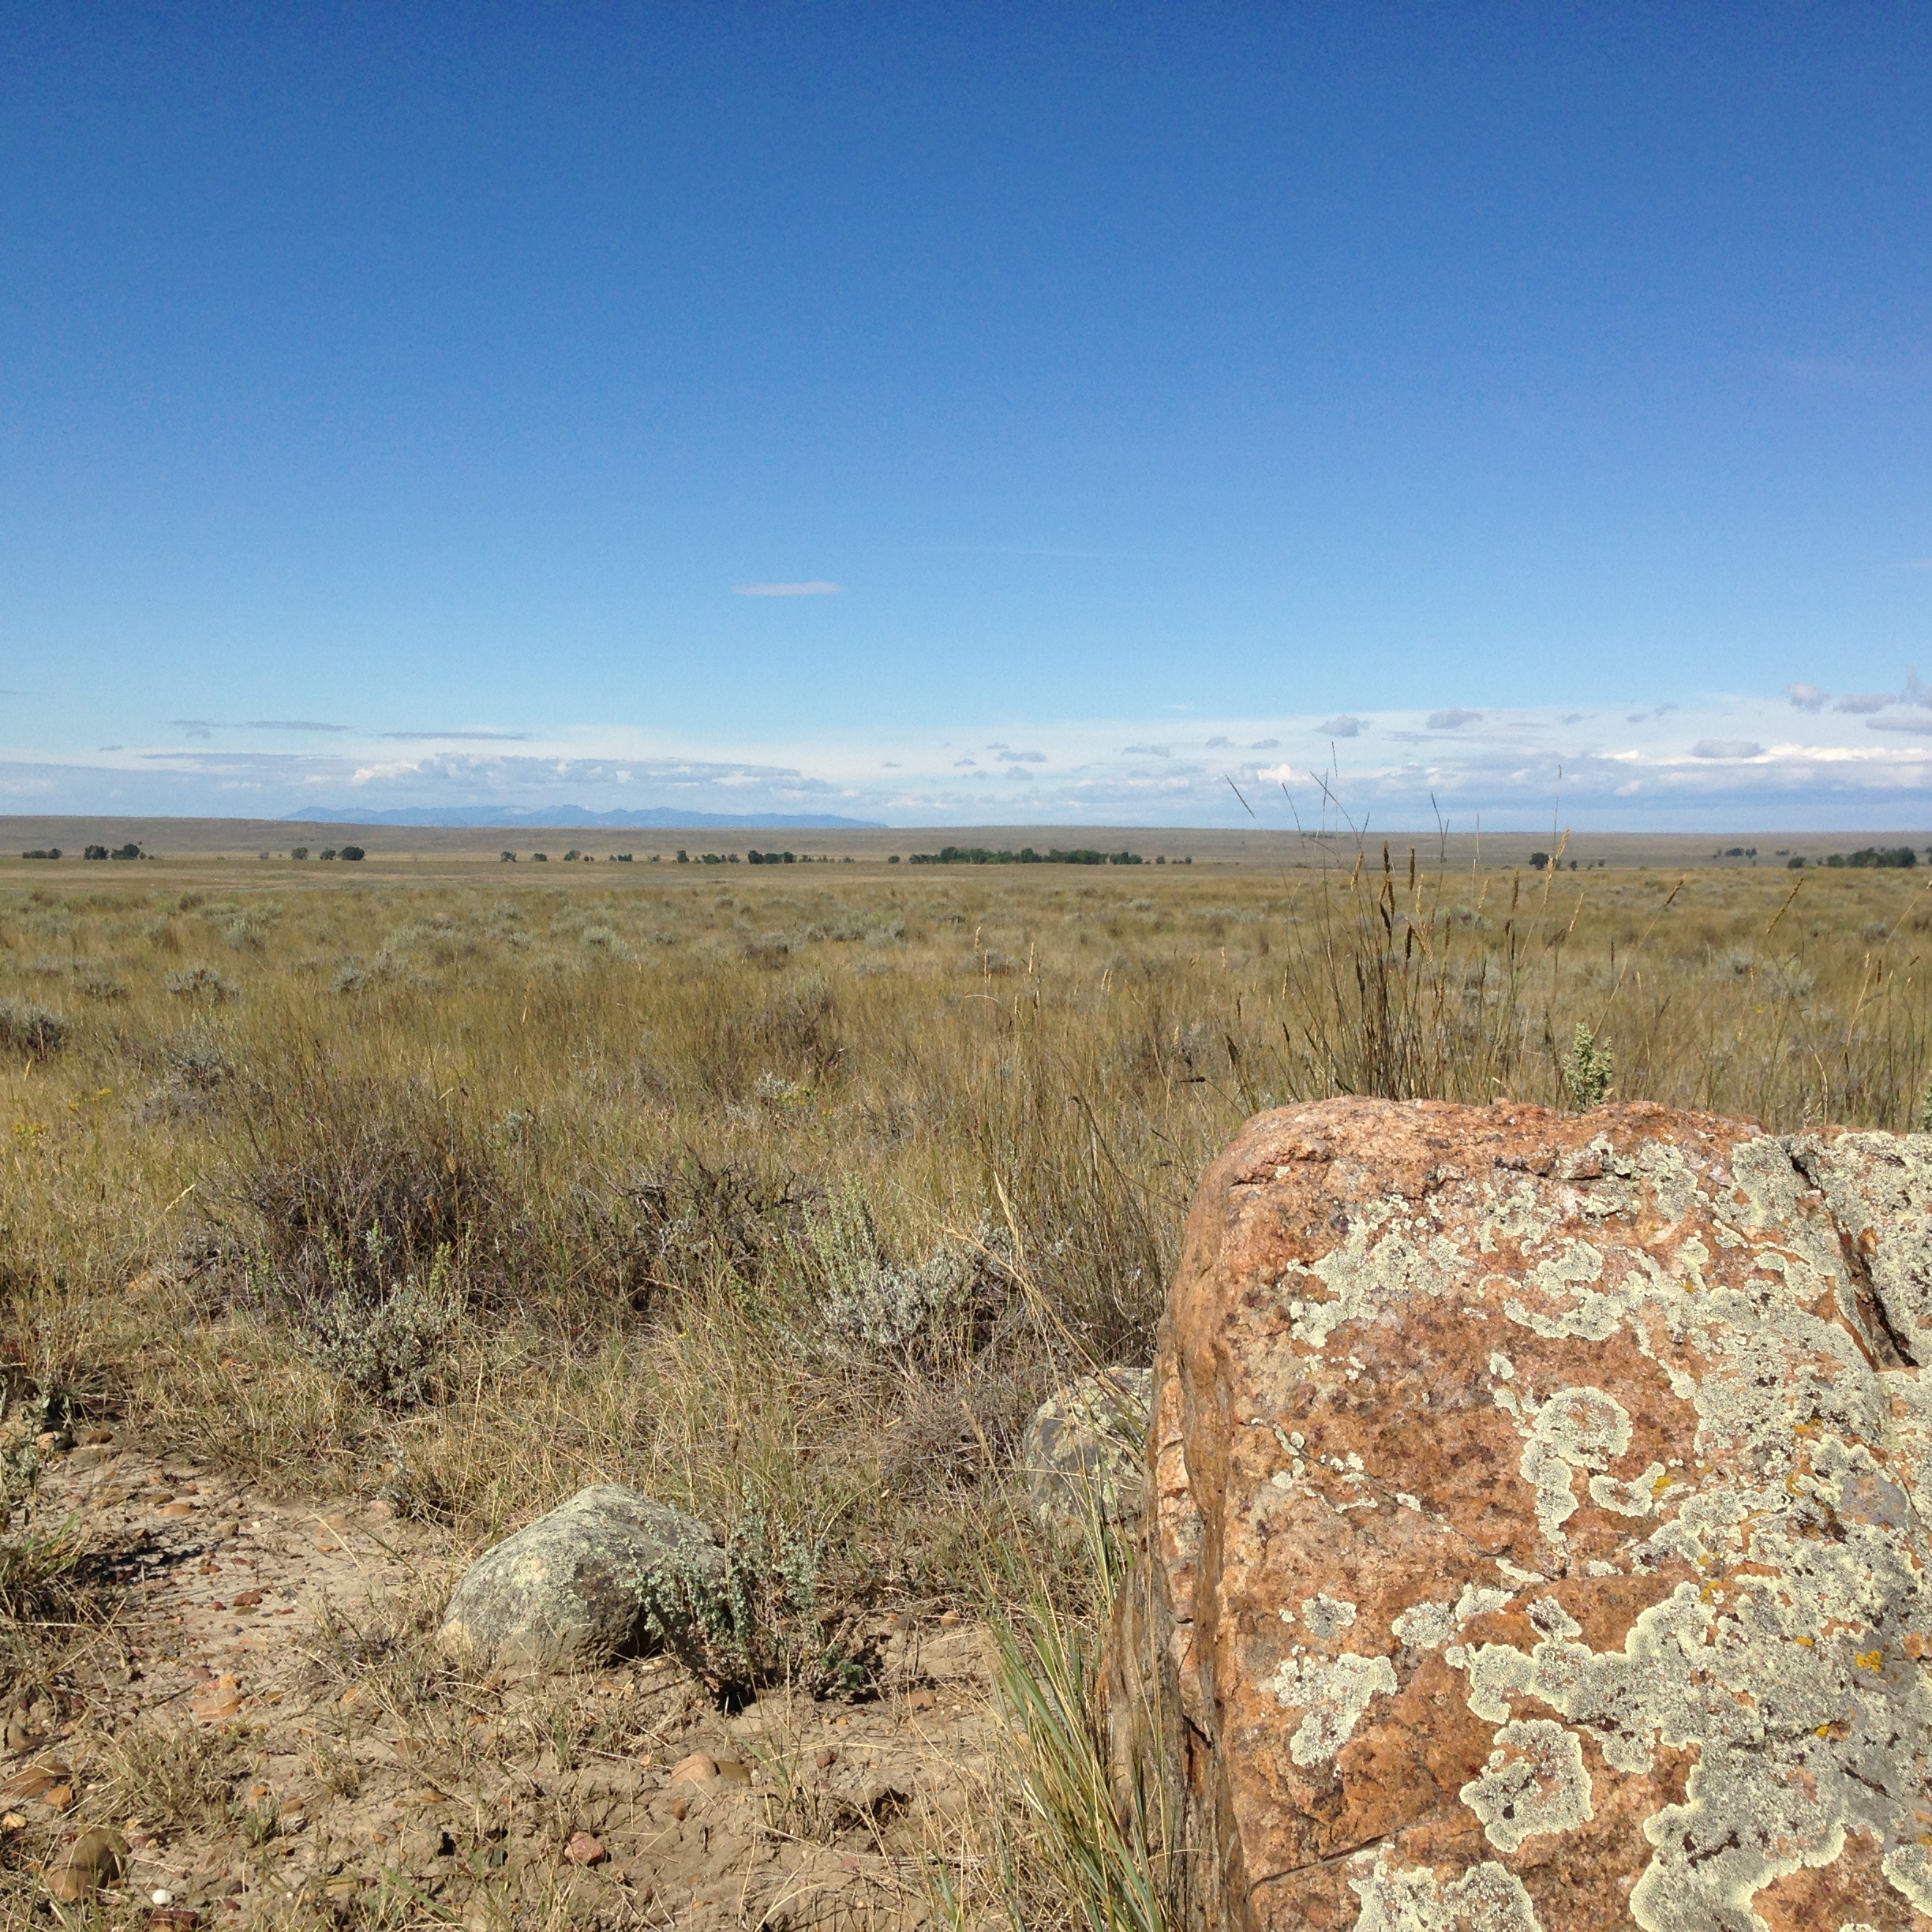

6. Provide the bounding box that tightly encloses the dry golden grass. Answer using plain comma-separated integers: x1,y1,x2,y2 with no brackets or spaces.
1,846,1930,1923
3,852,1930,1539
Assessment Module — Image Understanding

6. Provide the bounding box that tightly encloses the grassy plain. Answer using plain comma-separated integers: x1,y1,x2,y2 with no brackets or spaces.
1,839,1930,1923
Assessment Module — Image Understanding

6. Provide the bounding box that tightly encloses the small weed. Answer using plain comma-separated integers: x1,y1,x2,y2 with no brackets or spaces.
1562,1022,1614,1110
628,1507,874,1707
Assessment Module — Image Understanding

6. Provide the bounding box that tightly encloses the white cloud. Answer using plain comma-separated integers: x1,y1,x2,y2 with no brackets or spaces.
1786,683,1829,712
1834,694,1894,714
1427,709,1482,730
1690,739,1764,759
732,581,844,597
1320,716,1365,738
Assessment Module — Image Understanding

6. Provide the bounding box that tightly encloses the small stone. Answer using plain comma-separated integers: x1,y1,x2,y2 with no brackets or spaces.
564,1832,606,1866
158,1502,196,1518
79,1428,114,1447
937,1608,962,1627
438,1486,726,1671
812,1747,837,1770
152,1888,175,1905
668,1752,718,1787
189,1676,242,1723
1021,1367,1152,1533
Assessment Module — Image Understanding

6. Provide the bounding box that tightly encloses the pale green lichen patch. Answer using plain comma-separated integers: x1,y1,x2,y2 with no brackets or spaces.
1346,1845,1543,1931
1458,1717,1594,1854
1301,1593,1359,1640
1267,1647,1399,1767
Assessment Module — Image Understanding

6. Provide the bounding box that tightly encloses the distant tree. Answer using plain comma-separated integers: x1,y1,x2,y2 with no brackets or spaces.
564,849,582,861
676,849,689,863
290,846,309,860
500,851,516,862
320,848,338,860
84,845,108,861
111,843,142,860
532,852,549,862
338,844,365,862
1530,852,1550,871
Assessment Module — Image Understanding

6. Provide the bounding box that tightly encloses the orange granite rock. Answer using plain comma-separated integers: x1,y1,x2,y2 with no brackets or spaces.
1108,1098,1932,1932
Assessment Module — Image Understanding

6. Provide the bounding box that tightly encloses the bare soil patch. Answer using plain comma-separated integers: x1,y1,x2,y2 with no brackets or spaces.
2,1439,995,1929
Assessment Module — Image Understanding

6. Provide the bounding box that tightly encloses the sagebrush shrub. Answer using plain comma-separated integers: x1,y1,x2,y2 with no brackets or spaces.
627,1507,871,1706
794,1181,1015,1365
0,1000,66,1055
302,1237,459,1410
166,964,239,1002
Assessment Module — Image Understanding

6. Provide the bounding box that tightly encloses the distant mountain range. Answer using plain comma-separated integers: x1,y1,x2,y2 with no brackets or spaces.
279,805,887,829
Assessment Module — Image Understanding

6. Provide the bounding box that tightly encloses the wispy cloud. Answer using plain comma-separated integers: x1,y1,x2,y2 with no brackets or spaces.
1866,717,1932,735
1122,743,1171,757
1427,708,1483,730
733,581,844,597
1320,716,1365,738
377,729,532,742
1249,737,1279,750
169,717,352,733
1691,739,1764,759
1786,684,1829,713
1834,694,1894,714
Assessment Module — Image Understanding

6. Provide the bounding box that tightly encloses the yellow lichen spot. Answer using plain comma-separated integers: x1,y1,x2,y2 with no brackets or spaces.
1653,1472,1676,1497
1795,1635,1815,1648
1818,1724,1832,1736
1857,1649,1884,1672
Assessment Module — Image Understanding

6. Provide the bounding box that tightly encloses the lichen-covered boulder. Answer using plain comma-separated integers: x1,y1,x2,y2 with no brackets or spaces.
1106,1097,1932,1932
439,1485,724,1670
1022,1367,1153,1531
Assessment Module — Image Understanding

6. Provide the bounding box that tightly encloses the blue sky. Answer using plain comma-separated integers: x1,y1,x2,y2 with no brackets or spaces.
3,3,1930,829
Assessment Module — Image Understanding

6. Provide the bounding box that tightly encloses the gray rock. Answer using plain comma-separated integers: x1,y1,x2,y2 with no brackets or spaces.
1021,1367,1152,1531
438,1485,724,1669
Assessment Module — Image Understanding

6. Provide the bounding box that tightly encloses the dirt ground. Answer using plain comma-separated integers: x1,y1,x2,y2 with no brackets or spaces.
2,1437,998,1928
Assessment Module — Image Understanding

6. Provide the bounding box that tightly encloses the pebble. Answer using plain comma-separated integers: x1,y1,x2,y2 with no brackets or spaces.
668,1753,717,1787
565,1832,606,1866
152,1888,174,1905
